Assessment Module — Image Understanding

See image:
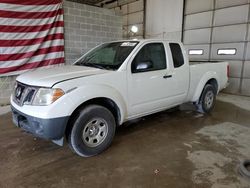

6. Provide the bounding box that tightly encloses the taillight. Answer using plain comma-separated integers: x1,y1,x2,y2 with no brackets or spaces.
227,65,229,78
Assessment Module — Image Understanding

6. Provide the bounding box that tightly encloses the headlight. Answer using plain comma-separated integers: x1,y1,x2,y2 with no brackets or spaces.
32,88,64,106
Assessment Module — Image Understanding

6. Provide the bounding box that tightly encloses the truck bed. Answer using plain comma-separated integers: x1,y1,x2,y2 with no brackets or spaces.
189,61,223,65
186,61,228,102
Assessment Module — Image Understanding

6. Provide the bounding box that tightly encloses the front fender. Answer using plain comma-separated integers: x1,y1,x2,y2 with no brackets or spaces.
192,71,219,102
66,84,128,124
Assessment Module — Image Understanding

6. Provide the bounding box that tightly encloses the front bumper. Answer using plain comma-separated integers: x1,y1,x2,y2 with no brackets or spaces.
11,106,69,141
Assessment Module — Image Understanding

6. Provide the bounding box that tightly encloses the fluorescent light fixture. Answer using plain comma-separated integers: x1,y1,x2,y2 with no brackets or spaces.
218,49,236,55
131,25,138,33
189,49,203,55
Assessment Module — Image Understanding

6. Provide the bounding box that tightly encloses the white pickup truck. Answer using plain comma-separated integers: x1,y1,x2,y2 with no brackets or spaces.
11,39,228,157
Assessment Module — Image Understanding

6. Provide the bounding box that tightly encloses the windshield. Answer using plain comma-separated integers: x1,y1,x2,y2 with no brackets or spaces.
74,41,139,70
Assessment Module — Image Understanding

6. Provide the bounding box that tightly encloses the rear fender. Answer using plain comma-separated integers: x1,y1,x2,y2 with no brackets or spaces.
192,71,219,102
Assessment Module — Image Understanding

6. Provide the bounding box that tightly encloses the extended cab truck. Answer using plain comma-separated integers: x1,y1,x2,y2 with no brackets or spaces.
10,40,228,157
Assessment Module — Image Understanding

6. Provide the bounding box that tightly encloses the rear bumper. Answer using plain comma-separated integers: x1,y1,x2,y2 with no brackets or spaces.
11,105,69,141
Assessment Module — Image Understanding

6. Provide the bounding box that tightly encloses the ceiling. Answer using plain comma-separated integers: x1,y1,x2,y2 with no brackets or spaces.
66,0,106,6
79,0,106,4
67,0,139,7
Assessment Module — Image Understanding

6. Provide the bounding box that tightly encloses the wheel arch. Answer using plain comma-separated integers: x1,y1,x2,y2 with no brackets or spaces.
206,78,218,93
65,97,122,139
192,74,219,102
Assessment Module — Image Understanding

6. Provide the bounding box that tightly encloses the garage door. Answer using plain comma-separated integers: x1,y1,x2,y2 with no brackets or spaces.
183,0,250,96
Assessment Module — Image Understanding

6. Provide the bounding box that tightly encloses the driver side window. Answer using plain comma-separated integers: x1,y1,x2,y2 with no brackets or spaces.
131,43,167,73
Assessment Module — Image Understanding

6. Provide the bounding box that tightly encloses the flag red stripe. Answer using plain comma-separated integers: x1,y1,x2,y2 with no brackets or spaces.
0,0,62,5
0,57,64,74
0,21,64,33
0,0,64,75
0,9,63,19
0,33,64,47
0,46,64,61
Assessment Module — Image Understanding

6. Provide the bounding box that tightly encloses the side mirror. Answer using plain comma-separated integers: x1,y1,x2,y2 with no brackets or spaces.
135,61,153,72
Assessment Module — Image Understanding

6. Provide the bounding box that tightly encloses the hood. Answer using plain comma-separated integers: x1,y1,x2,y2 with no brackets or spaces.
17,65,109,87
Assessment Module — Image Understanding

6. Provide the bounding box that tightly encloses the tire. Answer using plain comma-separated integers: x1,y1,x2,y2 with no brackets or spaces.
68,105,116,157
239,160,250,179
196,84,217,114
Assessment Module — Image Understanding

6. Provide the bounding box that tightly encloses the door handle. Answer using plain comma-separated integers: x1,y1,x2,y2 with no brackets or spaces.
163,75,172,79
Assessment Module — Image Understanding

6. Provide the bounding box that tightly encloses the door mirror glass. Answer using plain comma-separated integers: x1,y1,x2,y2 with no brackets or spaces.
135,61,153,71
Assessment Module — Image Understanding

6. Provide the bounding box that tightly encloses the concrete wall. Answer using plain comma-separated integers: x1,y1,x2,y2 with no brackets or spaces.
0,76,16,105
64,0,122,64
120,0,144,39
111,0,144,39
183,0,250,96
0,0,122,105
145,0,184,40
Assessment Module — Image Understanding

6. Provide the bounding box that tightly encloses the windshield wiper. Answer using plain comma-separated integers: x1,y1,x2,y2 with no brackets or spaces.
76,55,106,70
84,62,105,70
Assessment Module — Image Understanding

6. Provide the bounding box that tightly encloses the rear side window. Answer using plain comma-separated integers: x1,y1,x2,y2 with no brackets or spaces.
169,43,184,68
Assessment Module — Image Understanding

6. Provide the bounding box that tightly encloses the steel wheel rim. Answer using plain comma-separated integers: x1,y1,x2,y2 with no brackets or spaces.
204,90,214,109
82,118,108,147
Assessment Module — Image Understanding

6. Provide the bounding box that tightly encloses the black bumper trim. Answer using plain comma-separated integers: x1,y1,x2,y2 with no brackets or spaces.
11,106,69,140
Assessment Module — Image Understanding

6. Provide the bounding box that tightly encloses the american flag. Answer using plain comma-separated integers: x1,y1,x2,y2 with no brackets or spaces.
0,0,65,76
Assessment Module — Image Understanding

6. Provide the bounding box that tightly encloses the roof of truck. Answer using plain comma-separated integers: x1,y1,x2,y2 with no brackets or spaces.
108,39,182,43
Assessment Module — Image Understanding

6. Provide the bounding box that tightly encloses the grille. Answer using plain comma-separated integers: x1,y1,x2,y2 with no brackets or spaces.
14,82,37,106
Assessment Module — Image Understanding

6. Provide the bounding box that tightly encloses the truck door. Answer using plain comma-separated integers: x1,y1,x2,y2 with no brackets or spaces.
127,42,187,117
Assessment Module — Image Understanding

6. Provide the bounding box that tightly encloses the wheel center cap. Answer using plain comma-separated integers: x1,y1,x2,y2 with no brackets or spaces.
89,126,99,136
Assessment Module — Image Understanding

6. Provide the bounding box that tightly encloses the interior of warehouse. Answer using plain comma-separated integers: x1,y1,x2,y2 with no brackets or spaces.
0,0,250,187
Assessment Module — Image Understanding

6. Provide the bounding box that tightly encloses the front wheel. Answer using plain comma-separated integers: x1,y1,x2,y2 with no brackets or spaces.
68,105,116,157
196,84,216,114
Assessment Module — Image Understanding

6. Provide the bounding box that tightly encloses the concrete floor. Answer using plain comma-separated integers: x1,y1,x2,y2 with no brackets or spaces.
1,94,250,188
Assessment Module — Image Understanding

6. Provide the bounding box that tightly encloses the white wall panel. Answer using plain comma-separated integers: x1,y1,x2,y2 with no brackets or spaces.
184,1,250,96
248,25,250,41
215,0,248,9
164,32,182,41
185,11,213,30
185,44,210,60
211,43,245,60
227,61,243,78
184,28,211,44
185,0,214,15
214,5,249,26
243,61,250,78
223,78,240,93
212,24,247,43
241,79,250,95
146,0,183,40
245,42,250,60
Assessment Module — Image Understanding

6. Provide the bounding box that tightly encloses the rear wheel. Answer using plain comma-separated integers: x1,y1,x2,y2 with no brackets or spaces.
68,105,116,157
196,84,216,114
